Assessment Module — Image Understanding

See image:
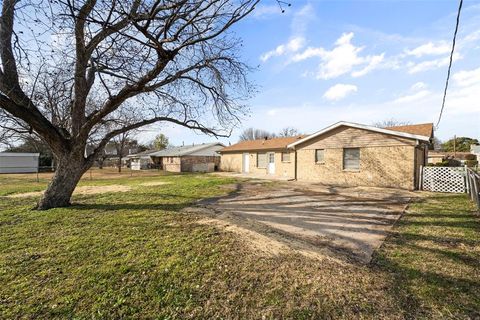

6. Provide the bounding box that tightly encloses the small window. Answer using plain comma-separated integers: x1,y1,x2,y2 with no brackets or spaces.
343,148,360,170
257,153,267,168
315,149,325,163
281,152,290,162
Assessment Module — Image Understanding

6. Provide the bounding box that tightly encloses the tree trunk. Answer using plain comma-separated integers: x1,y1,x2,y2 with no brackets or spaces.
37,153,88,210
118,155,122,172
98,158,104,169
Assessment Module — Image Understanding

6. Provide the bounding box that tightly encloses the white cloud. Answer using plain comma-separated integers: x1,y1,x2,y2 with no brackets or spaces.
291,32,385,79
291,4,315,35
393,90,431,103
251,5,282,18
405,41,450,57
407,53,462,74
323,84,358,101
452,67,480,87
351,53,385,77
267,109,279,116
291,47,325,62
260,37,305,62
411,82,427,90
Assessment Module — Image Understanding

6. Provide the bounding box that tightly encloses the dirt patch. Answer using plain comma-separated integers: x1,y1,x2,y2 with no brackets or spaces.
6,185,131,198
197,218,289,256
187,203,342,262
139,181,170,186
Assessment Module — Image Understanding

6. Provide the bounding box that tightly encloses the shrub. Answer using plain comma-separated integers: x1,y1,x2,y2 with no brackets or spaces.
465,160,478,168
464,154,477,161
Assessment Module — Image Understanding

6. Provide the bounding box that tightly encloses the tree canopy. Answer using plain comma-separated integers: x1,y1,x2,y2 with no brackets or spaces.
151,134,170,150
0,0,258,209
442,137,479,152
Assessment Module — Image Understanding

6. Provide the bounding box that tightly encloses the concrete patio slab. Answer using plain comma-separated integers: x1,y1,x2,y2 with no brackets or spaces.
195,181,414,262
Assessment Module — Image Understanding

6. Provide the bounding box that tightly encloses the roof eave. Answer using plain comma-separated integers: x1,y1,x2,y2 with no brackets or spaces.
287,121,431,149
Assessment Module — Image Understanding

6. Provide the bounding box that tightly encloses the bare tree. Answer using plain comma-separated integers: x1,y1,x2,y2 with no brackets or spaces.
239,127,276,141
111,132,136,172
372,119,412,128
0,0,257,209
278,127,300,137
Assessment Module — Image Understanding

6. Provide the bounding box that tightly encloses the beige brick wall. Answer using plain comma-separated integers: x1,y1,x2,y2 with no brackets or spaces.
180,156,220,172
296,145,415,189
220,153,243,172
163,156,181,172
220,151,294,179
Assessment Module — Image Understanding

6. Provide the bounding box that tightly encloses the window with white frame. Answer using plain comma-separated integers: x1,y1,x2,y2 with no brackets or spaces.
257,153,267,168
281,152,290,162
315,149,325,163
343,148,360,170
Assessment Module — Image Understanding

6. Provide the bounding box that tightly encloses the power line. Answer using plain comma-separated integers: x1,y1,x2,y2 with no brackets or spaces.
276,1,291,13
436,0,463,129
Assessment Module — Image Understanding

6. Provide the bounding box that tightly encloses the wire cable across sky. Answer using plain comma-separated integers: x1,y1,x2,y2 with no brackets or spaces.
436,0,463,129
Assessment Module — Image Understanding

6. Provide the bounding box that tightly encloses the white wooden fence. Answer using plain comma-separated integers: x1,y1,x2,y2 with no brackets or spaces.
466,168,480,211
420,166,466,193
420,166,480,211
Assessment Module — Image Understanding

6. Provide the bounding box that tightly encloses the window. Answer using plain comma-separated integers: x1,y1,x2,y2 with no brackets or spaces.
315,149,325,163
281,152,290,162
257,153,267,168
343,148,360,170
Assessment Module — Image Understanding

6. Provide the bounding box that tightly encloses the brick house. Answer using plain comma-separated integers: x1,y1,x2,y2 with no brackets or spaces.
219,122,433,190
149,143,224,172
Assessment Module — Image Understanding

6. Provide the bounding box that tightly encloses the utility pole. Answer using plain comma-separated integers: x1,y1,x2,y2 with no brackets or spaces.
453,135,457,158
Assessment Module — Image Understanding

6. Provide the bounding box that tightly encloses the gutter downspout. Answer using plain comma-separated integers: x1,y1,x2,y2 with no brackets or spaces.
414,140,418,190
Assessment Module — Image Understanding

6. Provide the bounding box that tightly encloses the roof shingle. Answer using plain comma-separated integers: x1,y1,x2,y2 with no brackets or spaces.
385,123,434,139
220,136,305,152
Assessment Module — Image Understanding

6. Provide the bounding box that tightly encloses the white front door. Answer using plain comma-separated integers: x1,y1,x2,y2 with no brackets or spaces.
242,153,250,173
267,152,275,175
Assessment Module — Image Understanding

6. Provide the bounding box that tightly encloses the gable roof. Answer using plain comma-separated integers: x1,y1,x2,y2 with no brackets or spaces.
126,149,158,158
0,152,40,157
220,136,305,152
149,143,224,157
385,123,434,139
287,121,431,149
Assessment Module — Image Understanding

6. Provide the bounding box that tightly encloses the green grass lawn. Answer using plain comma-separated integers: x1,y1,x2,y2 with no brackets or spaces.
0,173,479,319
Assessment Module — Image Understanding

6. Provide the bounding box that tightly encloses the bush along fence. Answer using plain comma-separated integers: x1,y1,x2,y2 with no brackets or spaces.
420,165,480,211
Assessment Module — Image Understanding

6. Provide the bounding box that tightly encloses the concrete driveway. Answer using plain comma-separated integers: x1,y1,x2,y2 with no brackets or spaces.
196,181,413,262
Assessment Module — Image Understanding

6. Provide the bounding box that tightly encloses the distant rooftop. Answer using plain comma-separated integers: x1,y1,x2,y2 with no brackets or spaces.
220,136,305,152
148,143,224,157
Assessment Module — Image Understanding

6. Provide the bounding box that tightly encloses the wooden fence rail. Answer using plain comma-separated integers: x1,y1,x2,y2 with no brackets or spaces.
466,167,480,211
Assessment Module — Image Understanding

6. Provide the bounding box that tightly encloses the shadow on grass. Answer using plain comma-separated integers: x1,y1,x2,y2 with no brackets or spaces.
71,184,245,213
370,194,480,319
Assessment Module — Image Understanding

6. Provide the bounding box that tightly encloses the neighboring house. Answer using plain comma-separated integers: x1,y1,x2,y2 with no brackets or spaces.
471,145,480,160
127,149,158,170
219,121,433,190
128,143,224,172
427,151,445,164
149,143,224,172
428,151,476,165
0,152,40,173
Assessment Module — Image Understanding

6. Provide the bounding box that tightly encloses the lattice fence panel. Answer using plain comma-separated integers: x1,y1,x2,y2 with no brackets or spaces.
422,167,466,193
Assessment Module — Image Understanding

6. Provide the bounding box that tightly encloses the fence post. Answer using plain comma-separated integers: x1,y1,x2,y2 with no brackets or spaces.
464,165,469,194
418,165,423,190
473,173,480,210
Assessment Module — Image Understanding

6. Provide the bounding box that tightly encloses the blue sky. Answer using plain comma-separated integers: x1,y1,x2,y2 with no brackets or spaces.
141,0,480,146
